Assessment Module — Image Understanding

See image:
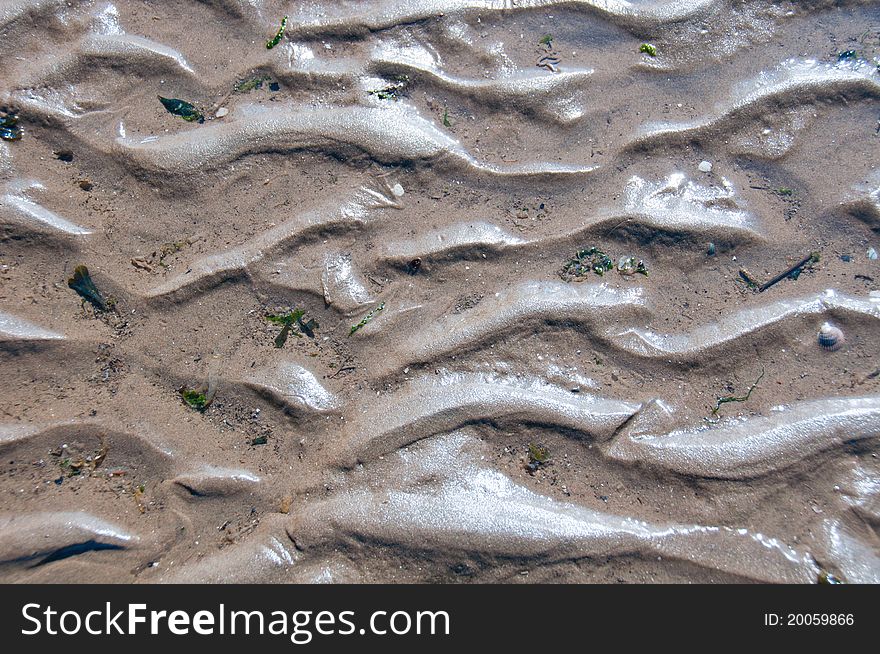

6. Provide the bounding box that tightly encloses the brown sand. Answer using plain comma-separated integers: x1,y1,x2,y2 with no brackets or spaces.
1,0,879,583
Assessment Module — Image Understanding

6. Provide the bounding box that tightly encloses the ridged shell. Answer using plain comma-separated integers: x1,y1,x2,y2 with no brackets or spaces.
817,322,844,351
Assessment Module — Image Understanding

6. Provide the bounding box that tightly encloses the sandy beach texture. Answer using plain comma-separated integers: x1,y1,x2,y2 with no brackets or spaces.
1,0,879,583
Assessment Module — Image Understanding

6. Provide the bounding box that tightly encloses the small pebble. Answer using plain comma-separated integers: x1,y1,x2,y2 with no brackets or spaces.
698,160,713,173
391,183,405,197
867,247,878,260
215,107,229,118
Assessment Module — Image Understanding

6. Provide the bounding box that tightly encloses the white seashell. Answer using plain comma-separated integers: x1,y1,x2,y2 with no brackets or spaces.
698,160,712,173
817,322,844,351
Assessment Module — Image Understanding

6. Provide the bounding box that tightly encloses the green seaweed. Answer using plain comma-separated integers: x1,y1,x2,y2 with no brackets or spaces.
251,435,268,446
158,96,204,123
369,75,409,101
234,74,270,93
349,302,385,336
1,110,22,141
181,389,209,412
67,265,109,312
442,107,451,127
274,323,293,348
617,256,649,277
52,441,107,477
266,309,305,326
710,368,764,418
59,458,81,476
265,309,318,347
267,309,304,348
775,187,794,196
837,50,858,60
370,85,404,100
539,34,554,46
526,443,550,473
561,247,615,280
266,16,288,49
639,43,657,57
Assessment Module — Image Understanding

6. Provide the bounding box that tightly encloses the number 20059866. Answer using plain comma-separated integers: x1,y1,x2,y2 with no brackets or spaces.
764,614,854,626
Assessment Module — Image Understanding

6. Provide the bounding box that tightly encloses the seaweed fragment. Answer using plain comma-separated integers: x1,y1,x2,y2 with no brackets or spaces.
267,309,303,347
181,389,209,412
837,50,858,60
179,371,217,414
133,483,146,514
639,43,657,57
709,368,764,419
535,32,561,72
275,323,294,349
234,74,270,94
251,435,268,446
52,440,108,477
526,443,550,474
265,310,305,326
299,317,319,339
67,265,109,312
158,96,204,123
0,109,22,141
265,309,318,347
442,107,451,127
617,256,648,277
560,247,615,280
369,75,409,101
266,16,288,50
349,302,385,336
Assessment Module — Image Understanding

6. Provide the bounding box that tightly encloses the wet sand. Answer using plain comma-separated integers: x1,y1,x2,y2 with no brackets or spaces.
1,0,879,583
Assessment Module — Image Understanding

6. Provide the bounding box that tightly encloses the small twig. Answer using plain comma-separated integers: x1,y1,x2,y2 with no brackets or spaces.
602,217,631,238
758,252,819,292
329,366,356,379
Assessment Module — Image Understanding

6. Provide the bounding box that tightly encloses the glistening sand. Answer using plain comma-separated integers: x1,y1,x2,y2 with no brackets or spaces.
0,0,879,583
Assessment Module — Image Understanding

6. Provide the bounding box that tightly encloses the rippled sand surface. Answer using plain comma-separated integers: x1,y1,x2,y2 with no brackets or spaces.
1,0,879,583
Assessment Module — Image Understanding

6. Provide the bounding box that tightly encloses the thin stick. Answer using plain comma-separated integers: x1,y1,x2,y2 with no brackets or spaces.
758,252,818,292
